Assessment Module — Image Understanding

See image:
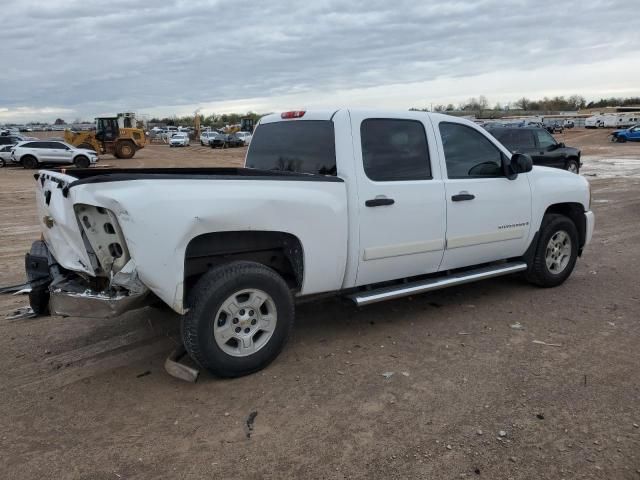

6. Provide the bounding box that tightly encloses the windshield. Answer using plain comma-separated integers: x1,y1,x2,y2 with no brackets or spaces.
245,120,336,175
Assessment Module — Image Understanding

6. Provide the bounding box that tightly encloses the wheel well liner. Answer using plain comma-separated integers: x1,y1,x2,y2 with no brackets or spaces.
184,231,304,298
544,203,586,251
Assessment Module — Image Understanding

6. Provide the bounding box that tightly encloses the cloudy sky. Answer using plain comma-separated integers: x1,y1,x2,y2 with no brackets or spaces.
1,0,639,123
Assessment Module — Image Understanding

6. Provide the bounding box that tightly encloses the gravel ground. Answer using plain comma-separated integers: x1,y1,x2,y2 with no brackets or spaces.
0,129,639,479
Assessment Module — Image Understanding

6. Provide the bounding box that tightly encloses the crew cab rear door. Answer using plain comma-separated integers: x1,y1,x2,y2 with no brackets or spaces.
432,118,532,270
350,112,446,286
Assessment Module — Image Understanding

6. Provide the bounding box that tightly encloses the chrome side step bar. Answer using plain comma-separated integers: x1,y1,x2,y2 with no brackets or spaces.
348,261,528,307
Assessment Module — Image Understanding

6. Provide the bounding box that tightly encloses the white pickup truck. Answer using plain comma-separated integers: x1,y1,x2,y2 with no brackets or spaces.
26,109,594,377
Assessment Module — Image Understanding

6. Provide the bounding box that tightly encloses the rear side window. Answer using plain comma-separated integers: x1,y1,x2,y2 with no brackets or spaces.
246,120,336,175
439,122,504,178
21,142,42,148
360,119,431,181
492,129,535,150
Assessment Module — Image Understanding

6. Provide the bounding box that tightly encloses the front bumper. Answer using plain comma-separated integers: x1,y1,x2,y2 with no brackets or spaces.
26,240,149,318
49,279,148,318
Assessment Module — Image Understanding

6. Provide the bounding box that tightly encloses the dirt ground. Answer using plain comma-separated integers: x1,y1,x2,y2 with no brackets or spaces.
1,129,639,479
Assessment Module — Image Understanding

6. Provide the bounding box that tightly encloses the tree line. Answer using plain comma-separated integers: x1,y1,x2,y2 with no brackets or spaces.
411,95,640,115
148,112,263,128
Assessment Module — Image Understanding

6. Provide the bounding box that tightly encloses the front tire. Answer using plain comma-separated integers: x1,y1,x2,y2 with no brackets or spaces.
565,159,579,174
115,140,136,159
617,136,627,143
526,214,579,288
74,156,90,168
182,261,294,378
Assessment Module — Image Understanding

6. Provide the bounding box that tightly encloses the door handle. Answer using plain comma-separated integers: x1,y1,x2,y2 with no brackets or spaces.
365,197,395,207
451,192,475,202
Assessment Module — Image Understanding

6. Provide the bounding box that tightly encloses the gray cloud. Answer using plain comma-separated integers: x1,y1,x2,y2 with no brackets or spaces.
1,0,638,121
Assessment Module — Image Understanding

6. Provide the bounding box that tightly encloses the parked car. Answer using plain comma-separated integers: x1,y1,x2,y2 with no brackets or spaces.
545,122,564,134
169,133,190,147
199,131,219,146
0,135,25,147
610,124,640,143
11,140,98,169
235,131,253,145
210,133,245,148
0,144,13,167
487,126,581,173
25,109,593,378
563,119,575,129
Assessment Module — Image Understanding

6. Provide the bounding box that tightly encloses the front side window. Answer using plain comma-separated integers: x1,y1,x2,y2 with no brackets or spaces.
360,119,431,181
535,130,557,149
439,122,503,178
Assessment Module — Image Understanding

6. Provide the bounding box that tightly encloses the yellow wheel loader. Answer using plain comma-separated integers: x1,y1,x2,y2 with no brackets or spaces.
64,117,146,159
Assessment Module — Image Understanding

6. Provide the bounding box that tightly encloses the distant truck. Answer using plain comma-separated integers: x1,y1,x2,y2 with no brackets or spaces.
25,110,594,377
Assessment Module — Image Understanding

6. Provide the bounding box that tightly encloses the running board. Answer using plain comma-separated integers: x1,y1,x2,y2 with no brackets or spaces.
348,261,528,307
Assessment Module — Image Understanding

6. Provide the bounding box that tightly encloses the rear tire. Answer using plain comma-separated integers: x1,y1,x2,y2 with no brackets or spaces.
115,140,135,159
526,214,579,288
182,261,294,378
21,155,38,169
27,242,50,315
74,156,90,168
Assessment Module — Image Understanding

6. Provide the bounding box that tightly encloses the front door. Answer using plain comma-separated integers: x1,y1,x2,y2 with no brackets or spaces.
434,120,532,271
351,113,446,286
47,142,73,164
533,129,564,169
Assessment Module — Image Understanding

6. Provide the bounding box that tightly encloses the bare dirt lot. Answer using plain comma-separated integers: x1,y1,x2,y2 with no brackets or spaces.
1,129,639,479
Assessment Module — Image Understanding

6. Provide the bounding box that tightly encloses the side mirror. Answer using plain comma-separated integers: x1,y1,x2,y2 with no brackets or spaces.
505,153,533,179
557,142,565,148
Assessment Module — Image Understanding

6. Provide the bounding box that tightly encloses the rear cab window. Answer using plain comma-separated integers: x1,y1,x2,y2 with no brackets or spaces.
245,120,336,175
360,118,431,181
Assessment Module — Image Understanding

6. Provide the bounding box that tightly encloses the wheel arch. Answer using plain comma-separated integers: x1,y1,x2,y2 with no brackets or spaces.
543,203,586,252
183,231,304,307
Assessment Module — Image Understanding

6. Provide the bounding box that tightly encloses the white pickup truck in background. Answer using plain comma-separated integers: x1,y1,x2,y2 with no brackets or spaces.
26,109,594,377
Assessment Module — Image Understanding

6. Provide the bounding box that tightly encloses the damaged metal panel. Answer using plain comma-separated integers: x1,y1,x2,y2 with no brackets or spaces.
74,204,130,275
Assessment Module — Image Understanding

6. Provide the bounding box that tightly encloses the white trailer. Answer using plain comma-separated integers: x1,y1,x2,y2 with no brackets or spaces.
612,113,640,128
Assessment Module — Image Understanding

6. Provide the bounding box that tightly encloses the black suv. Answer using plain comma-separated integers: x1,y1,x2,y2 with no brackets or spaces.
487,127,581,174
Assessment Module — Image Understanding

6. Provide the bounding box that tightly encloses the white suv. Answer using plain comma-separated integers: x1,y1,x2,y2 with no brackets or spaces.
199,131,218,145
12,140,98,169
235,131,253,145
169,133,190,147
